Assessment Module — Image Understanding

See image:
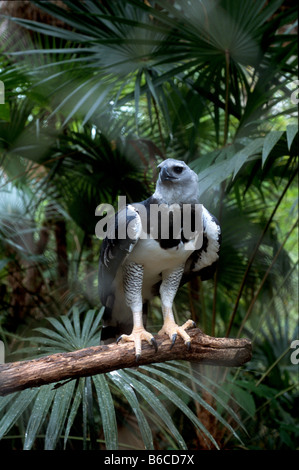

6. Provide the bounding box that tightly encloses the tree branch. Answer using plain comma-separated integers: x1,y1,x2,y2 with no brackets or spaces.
0,329,252,396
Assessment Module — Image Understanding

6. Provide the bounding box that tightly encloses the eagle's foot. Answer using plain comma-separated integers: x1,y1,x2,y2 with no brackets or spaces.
117,326,158,362
158,318,196,349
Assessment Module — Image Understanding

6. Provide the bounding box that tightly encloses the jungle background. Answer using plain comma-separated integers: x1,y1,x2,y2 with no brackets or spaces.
0,0,298,450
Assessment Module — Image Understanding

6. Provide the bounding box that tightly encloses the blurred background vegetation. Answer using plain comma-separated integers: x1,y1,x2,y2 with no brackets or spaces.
0,0,298,450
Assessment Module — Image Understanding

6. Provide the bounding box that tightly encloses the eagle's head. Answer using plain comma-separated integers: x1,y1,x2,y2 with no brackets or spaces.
154,159,199,205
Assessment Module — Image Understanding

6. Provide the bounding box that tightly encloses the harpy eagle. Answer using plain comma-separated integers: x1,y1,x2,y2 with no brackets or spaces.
99,159,221,360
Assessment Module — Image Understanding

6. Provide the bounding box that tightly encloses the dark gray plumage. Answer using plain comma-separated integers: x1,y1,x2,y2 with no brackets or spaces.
98,159,221,359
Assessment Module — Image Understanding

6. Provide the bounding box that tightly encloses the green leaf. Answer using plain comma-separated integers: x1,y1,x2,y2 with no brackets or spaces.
72,307,81,339
233,138,264,177
63,380,82,449
262,131,284,167
63,80,105,126
144,69,160,106
126,369,187,449
0,389,39,440
0,103,10,121
133,366,219,449
87,307,105,341
44,380,76,450
82,85,112,126
93,374,118,450
147,364,243,445
46,317,69,338
134,69,142,134
7,16,90,42
0,392,18,415
108,370,154,450
81,309,102,346
60,316,77,343
23,385,56,450
159,361,247,434
286,124,298,150
33,327,68,343
234,380,277,400
222,382,256,418
23,335,70,353
48,77,94,123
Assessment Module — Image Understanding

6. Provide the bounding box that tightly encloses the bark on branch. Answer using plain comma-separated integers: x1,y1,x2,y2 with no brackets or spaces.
0,329,252,396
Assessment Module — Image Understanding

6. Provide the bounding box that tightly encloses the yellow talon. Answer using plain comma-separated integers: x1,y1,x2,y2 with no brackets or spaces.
158,318,196,348
117,326,158,360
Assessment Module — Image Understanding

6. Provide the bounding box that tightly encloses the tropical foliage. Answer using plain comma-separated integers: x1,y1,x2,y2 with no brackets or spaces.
0,0,298,450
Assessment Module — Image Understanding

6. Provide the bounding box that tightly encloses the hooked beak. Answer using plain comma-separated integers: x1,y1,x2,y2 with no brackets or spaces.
160,166,178,182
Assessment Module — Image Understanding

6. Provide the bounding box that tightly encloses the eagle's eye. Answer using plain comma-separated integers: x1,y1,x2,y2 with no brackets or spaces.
173,166,184,174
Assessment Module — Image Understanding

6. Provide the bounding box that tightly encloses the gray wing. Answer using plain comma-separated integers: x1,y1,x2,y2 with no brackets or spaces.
98,205,142,336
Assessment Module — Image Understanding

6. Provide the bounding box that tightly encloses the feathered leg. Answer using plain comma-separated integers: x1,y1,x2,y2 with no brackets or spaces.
117,262,157,360
158,264,196,348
